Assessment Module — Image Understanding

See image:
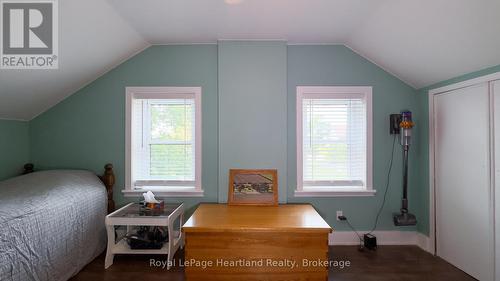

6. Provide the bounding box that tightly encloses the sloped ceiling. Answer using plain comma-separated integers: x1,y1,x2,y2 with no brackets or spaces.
2,0,500,120
346,0,500,89
0,0,149,120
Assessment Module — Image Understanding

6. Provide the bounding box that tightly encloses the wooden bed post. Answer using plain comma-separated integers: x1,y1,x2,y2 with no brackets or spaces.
100,164,116,214
23,163,34,174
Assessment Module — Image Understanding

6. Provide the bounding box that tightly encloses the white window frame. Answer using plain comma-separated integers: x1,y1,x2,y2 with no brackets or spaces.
124,87,203,197
295,86,375,197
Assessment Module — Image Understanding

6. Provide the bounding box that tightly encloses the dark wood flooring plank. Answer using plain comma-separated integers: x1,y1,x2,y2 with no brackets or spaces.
70,246,476,281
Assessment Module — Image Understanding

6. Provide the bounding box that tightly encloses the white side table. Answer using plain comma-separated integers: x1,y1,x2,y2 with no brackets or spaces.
104,202,184,269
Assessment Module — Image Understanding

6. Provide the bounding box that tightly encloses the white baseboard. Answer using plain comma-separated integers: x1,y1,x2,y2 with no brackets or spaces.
329,231,432,254
416,232,433,253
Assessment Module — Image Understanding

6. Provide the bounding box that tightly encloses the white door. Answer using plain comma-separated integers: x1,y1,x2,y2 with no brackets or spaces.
434,82,494,281
494,80,500,281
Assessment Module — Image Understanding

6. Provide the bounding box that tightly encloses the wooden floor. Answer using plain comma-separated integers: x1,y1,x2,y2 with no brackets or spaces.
71,246,476,281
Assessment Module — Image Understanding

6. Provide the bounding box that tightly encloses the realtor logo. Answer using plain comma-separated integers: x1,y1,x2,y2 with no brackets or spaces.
1,0,58,69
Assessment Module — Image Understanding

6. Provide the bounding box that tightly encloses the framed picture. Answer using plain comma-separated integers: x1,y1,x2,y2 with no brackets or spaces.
228,169,278,206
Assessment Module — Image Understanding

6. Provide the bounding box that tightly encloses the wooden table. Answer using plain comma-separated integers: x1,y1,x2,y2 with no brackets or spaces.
182,204,332,281
104,203,184,269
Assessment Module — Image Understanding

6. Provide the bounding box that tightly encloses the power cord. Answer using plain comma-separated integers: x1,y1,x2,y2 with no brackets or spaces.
337,134,398,247
368,134,397,234
339,215,364,249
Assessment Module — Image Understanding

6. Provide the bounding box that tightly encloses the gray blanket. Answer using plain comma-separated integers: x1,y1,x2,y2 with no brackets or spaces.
0,170,107,281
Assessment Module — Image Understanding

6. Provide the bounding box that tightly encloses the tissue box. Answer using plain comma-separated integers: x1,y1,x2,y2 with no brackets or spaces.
141,200,164,210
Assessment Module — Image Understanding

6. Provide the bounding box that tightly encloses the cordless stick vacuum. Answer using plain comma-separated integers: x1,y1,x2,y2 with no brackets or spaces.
391,111,417,226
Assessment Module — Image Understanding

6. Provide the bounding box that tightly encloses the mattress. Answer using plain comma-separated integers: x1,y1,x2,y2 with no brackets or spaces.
0,170,107,281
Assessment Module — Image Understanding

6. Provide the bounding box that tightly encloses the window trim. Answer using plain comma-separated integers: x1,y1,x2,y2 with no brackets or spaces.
295,86,375,197
124,87,203,197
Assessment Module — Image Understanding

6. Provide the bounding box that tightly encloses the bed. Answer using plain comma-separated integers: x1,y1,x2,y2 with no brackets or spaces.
0,164,115,281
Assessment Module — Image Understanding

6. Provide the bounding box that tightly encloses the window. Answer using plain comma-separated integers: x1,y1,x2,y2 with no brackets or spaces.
295,86,374,197
125,87,202,197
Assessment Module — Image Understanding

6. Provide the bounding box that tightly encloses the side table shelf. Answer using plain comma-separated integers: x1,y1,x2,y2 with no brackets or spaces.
104,202,184,269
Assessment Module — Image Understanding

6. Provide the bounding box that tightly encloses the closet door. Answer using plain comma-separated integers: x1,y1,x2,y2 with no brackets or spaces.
494,80,500,281
434,82,494,281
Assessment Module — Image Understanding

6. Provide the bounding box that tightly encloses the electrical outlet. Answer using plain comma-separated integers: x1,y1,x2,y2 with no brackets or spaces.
336,210,343,221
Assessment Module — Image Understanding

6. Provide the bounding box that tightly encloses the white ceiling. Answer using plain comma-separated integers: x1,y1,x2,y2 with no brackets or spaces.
2,0,500,120
108,0,380,44
347,0,500,89
0,0,148,120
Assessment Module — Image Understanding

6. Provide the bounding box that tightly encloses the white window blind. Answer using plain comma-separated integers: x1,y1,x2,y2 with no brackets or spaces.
133,99,195,185
302,97,366,188
296,86,373,196
126,87,202,193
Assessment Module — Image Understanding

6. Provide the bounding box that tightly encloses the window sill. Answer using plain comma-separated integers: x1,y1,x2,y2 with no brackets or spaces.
122,188,204,198
294,189,376,197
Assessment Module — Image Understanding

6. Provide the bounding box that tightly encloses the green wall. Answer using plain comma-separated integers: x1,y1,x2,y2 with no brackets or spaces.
413,93,430,235
218,41,288,203
414,64,500,235
20,41,500,235
287,45,420,231
0,120,30,180
29,43,427,232
30,45,219,214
